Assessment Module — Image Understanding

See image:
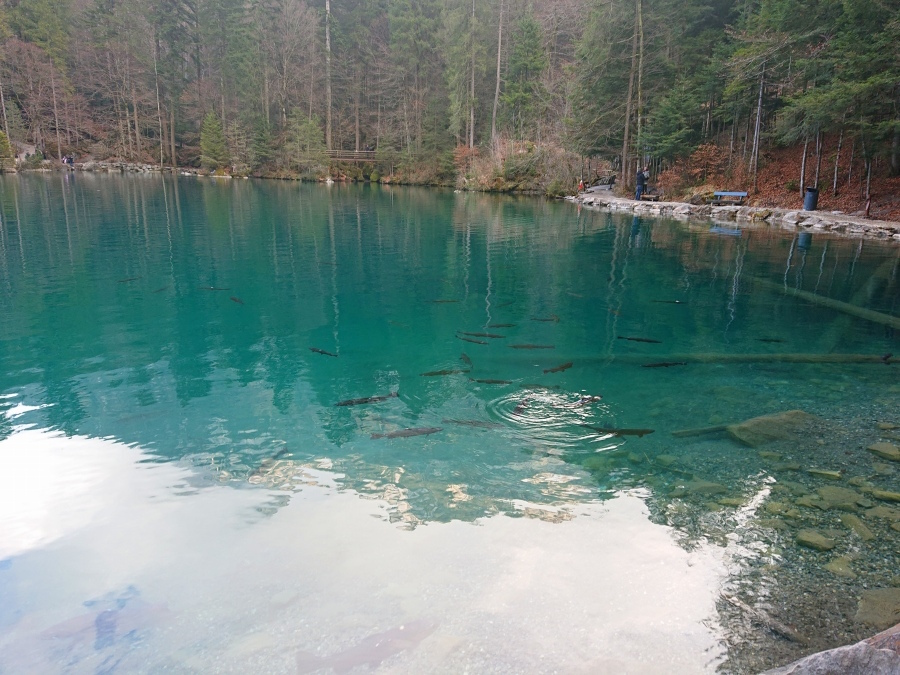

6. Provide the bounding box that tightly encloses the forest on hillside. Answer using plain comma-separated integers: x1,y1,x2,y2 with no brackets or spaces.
0,0,898,202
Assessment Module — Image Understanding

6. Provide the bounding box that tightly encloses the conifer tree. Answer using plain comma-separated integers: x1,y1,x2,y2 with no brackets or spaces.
200,111,229,170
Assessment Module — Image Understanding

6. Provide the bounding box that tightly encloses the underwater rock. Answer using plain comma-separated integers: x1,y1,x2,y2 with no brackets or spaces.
871,490,900,503
796,529,836,551
877,422,899,430
655,454,679,467
868,442,900,462
825,556,858,579
817,486,866,511
808,468,843,481
856,590,900,630
718,497,745,507
866,506,900,521
840,514,875,541
762,622,900,674
726,409,816,447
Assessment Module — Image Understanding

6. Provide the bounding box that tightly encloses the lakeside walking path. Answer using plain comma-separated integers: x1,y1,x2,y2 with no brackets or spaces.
569,192,900,241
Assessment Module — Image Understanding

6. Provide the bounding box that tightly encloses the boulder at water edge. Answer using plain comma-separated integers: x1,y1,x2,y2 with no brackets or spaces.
727,410,817,447
761,622,900,674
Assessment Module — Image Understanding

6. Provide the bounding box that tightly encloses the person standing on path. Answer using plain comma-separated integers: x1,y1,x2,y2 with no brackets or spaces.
635,165,648,200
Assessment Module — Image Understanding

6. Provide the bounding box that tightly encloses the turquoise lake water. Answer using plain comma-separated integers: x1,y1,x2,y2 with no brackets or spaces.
0,174,897,673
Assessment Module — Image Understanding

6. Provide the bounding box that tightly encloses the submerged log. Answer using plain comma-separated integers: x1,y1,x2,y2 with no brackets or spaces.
611,353,894,365
754,277,900,330
671,424,729,438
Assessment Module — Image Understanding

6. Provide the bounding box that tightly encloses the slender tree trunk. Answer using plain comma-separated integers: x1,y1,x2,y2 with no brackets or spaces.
621,1,639,187
50,66,63,160
131,79,142,158
468,0,476,149
635,0,644,165
846,139,854,187
750,65,764,191
799,135,808,196
0,70,10,141
169,108,176,168
892,125,900,176
154,40,165,167
491,0,504,150
813,128,822,187
325,0,332,151
832,127,843,196
354,76,360,152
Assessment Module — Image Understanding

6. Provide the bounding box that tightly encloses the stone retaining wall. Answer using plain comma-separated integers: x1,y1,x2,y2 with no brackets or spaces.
569,194,900,241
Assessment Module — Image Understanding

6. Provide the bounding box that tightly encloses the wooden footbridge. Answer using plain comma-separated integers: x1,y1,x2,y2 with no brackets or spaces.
326,150,376,163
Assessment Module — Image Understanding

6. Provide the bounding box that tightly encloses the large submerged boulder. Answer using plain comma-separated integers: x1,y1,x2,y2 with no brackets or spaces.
761,622,900,674
727,410,817,447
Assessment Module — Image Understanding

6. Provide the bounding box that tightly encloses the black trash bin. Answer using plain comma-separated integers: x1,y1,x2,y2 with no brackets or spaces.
803,186,819,211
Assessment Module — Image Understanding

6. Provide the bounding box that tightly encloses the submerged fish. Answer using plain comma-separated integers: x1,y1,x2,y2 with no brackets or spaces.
513,398,531,415
296,619,437,674
310,347,338,357
510,344,555,350
230,296,244,305
199,286,231,291
460,353,472,366
442,418,503,428
151,286,169,293
757,338,785,343
371,427,443,439
574,395,603,406
581,424,654,438
531,314,560,323
430,299,459,304
458,331,506,339
117,276,141,283
421,369,470,376
883,353,894,364
457,335,488,345
335,392,398,407
642,361,687,368
470,378,512,384
544,361,573,374
497,301,516,308
488,323,516,328
617,336,662,344
651,300,684,304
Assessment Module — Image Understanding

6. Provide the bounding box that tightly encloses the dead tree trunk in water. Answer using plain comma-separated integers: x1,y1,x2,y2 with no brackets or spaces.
750,65,764,192
325,0,332,151
490,0,504,151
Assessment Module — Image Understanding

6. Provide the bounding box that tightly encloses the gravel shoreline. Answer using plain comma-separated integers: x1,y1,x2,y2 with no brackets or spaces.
569,193,900,242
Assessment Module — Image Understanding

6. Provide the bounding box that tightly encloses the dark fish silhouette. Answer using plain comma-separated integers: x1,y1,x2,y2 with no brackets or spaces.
531,314,560,323
642,361,687,368
117,276,141,283
883,353,893,364
442,418,503,428
459,331,505,339
510,344,555,350
430,299,458,304
497,301,515,308
310,347,338,357
513,398,531,415
757,338,785,343
581,424,655,437
457,335,488,345
488,323,516,328
151,286,169,293
199,286,231,291
371,427,443,439
296,619,437,674
652,300,684,304
230,296,244,305
335,392,398,407
544,361,573,374
617,336,662,344
470,378,512,384
271,448,291,460
421,369,470,376
460,353,472,366
574,395,603,406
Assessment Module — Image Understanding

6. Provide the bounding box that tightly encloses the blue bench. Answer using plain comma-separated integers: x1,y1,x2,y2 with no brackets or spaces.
711,191,748,206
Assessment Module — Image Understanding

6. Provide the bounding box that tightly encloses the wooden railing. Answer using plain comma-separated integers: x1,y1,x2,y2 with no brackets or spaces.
326,150,376,162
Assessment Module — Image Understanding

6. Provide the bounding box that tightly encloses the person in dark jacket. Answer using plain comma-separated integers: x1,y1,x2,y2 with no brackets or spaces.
635,165,648,200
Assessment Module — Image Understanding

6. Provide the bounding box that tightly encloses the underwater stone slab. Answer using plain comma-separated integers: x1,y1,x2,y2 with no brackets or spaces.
856,590,900,630
726,410,816,447
796,529,836,551
762,622,900,674
817,486,865,511
868,443,900,462
871,490,900,503
839,514,875,541
825,556,857,578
